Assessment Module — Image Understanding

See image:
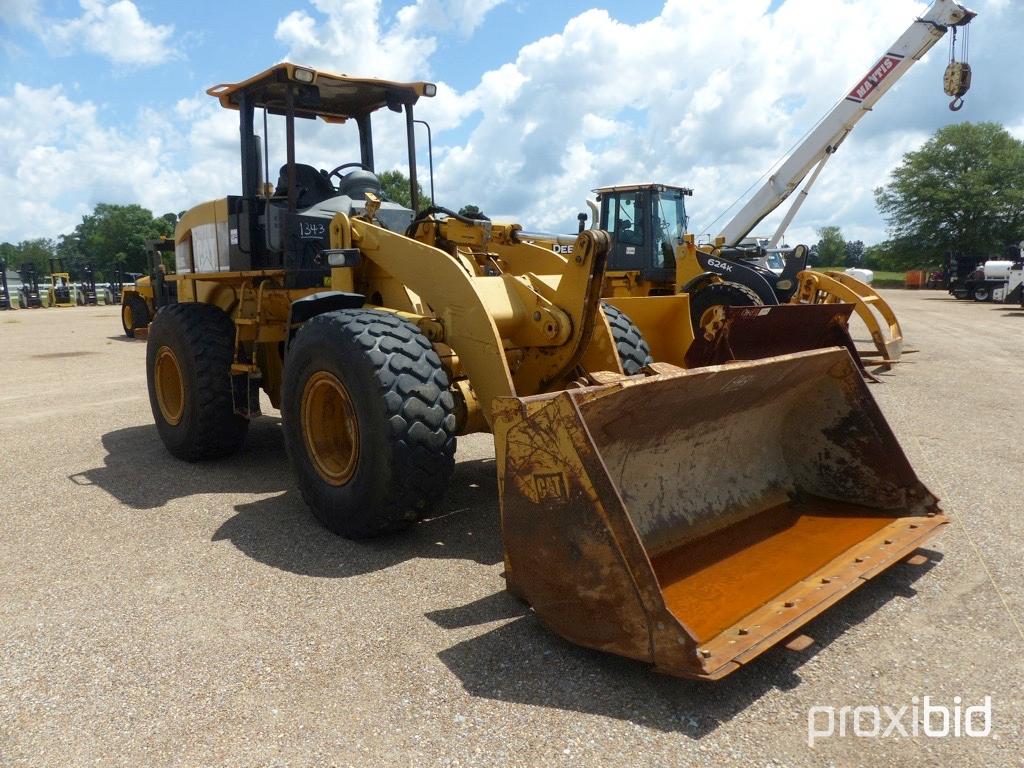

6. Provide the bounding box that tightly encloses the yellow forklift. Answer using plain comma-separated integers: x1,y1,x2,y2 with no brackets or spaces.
48,258,75,308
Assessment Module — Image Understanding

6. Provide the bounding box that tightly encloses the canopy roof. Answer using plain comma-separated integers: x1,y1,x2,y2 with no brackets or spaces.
207,62,435,123
593,184,693,196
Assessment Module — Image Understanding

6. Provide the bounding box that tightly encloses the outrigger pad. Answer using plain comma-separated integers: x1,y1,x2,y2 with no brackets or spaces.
493,347,946,679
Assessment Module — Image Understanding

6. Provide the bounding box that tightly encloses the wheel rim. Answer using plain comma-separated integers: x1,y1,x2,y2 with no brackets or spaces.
302,371,360,487
154,346,185,426
123,304,133,328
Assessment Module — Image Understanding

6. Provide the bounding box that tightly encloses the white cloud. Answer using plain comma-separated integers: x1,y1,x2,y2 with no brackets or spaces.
275,0,437,82
0,83,234,241
49,0,177,67
424,0,925,237
413,0,1022,246
395,0,506,39
0,0,39,25
275,0,507,81
1,0,1020,247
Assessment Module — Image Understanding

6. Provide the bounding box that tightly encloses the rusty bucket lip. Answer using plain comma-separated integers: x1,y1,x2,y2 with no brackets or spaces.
510,345,861,407
677,512,948,680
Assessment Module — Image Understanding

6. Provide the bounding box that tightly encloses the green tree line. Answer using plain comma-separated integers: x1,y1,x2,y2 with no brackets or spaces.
802,122,1023,272
871,121,1024,270
1,203,176,281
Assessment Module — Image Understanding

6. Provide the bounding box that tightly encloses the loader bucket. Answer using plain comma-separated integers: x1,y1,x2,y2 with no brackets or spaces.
683,304,864,373
493,348,946,680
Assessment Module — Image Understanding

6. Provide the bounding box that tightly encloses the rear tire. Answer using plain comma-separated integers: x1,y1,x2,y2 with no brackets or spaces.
146,303,249,461
282,309,457,538
123,294,150,337
602,302,653,375
689,282,763,339
973,286,991,302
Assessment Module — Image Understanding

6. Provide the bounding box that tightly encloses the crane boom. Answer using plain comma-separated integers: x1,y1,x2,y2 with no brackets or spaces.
718,0,976,247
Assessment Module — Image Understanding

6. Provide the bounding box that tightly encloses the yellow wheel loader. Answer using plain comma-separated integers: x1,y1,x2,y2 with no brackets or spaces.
120,240,173,338
121,279,155,337
145,63,946,680
592,183,900,369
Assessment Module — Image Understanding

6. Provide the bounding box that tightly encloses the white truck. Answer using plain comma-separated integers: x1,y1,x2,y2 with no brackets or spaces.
951,243,1024,302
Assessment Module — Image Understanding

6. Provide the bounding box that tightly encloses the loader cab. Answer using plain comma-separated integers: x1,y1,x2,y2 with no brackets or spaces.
596,184,691,284
177,63,436,288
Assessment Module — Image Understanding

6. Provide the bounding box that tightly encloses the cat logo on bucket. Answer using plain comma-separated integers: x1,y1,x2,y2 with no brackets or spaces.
534,472,568,502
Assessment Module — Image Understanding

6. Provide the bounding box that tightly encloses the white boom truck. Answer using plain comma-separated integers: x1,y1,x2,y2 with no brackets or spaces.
721,0,976,247
585,0,977,365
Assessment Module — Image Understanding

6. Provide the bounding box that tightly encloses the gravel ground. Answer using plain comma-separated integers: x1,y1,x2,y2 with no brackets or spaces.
0,292,1021,767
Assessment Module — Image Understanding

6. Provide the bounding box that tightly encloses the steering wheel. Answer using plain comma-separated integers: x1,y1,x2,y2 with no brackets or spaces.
326,162,372,187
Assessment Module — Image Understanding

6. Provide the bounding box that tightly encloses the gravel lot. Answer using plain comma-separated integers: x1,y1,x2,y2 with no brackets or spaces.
1,291,1021,767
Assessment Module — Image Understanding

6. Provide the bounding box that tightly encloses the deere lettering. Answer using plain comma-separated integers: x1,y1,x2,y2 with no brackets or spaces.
847,52,904,102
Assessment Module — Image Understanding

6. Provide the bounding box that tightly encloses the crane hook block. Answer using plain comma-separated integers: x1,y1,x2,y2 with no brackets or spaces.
943,61,971,111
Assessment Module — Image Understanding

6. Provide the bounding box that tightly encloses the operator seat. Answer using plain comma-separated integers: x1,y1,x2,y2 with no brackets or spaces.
617,219,641,245
274,164,337,209
336,169,382,200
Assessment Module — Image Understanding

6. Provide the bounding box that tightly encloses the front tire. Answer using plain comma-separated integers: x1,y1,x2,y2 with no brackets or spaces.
973,286,991,302
282,309,457,538
689,282,763,339
123,294,151,337
602,302,653,375
146,303,249,461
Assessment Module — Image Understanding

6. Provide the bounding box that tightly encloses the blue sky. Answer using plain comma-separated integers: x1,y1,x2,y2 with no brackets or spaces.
1,0,1021,247
2,1,663,142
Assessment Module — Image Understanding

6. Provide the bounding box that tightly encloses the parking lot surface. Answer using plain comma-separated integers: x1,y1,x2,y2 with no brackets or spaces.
1,291,1021,767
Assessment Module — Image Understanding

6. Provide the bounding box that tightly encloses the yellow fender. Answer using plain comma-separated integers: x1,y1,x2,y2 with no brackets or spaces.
793,270,903,365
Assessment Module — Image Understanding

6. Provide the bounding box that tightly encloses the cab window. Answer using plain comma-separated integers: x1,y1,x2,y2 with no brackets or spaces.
606,193,643,246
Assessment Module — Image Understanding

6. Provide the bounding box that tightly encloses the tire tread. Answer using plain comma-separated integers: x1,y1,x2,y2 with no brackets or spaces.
148,303,248,460
602,302,654,375
287,309,456,538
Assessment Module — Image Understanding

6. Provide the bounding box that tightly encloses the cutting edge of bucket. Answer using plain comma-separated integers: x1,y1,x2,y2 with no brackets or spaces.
681,512,947,679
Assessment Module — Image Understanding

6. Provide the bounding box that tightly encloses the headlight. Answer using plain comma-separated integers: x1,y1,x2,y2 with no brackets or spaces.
423,83,437,97
326,249,362,267
293,67,315,83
